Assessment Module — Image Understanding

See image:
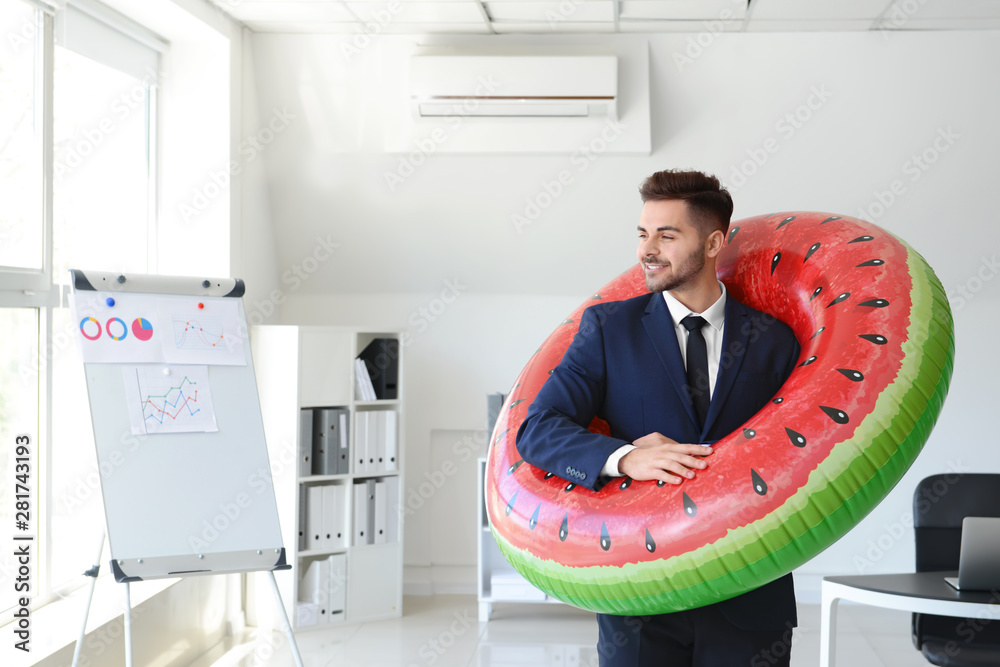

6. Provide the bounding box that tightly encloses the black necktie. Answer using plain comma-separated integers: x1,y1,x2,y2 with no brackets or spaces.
681,315,710,428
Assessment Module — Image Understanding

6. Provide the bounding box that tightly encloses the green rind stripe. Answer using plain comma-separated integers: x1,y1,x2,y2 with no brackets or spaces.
491,248,954,615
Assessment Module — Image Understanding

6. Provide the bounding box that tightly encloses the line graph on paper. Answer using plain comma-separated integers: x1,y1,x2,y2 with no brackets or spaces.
123,365,218,435
172,317,227,351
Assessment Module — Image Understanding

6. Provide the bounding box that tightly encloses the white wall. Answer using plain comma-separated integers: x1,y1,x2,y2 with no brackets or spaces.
247,30,1000,601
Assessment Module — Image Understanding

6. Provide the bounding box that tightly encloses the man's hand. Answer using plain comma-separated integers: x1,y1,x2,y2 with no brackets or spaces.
618,432,713,484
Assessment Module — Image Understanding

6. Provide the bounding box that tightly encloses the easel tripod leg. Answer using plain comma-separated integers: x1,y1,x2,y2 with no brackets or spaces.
72,532,106,667
124,581,134,667
268,570,305,667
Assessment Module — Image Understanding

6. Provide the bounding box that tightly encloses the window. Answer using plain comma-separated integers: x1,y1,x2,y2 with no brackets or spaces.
0,0,163,613
0,0,43,272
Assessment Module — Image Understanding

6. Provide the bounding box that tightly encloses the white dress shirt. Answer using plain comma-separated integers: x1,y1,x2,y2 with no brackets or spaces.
601,282,728,477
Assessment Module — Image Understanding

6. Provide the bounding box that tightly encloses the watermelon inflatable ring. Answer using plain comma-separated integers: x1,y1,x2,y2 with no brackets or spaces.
485,212,954,616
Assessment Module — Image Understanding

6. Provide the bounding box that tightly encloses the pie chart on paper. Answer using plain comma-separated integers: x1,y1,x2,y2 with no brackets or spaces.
131,317,154,341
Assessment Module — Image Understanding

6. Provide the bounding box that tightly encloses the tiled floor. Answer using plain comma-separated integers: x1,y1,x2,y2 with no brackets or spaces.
190,595,935,666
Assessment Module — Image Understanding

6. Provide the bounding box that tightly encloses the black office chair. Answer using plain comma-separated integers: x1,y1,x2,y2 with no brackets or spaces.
912,473,1000,665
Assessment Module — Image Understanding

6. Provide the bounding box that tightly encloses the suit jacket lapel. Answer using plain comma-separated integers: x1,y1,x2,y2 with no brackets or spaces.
702,298,751,435
641,294,700,428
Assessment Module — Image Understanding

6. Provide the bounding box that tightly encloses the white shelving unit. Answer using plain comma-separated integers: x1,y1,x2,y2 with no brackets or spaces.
478,456,563,622
252,325,404,629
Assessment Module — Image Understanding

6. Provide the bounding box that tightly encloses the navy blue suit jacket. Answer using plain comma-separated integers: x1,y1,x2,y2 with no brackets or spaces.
515,291,801,631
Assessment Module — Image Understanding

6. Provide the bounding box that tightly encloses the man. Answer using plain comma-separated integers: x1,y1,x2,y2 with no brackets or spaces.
515,169,800,666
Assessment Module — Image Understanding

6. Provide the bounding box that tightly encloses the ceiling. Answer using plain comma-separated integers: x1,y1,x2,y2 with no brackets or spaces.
207,0,1000,34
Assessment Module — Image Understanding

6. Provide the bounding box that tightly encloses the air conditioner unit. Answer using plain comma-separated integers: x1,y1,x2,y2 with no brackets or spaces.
409,55,618,121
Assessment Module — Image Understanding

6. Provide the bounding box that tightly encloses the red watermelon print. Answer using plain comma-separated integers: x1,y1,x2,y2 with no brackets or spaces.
485,212,954,615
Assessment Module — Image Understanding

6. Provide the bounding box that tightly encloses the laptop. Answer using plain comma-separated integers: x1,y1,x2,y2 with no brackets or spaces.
944,517,1000,591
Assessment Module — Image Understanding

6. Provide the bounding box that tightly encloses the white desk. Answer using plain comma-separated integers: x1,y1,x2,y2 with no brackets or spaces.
821,572,1000,667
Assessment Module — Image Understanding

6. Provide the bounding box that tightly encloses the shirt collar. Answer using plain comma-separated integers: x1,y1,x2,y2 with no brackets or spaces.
662,281,727,333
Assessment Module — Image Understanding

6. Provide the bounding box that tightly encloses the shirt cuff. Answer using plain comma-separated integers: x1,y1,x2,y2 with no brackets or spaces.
601,444,637,477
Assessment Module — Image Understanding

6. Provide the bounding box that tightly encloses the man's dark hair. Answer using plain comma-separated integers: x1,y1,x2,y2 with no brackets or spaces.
638,169,733,237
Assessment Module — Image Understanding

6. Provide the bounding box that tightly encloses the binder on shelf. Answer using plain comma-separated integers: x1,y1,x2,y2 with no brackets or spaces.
312,411,330,476
366,479,377,544
314,408,349,475
307,485,324,551
299,558,330,625
357,338,399,400
337,410,349,474
354,411,369,475
327,553,347,615
384,411,398,472
322,483,347,550
354,358,377,401
374,479,387,544
298,485,308,551
373,412,385,472
353,482,370,546
299,408,313,477
384,476,400,543
295,601,319,627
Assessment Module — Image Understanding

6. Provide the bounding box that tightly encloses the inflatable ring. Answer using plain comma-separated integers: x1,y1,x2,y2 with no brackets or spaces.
485,212,954,616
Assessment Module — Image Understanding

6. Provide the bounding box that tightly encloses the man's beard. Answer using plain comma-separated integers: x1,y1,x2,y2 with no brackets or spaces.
644,246,706,293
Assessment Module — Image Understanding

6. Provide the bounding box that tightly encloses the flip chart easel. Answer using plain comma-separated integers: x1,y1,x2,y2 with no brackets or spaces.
68,269,303,667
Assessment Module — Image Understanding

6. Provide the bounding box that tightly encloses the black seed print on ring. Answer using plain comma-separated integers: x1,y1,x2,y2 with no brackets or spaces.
529,504,540,529
857,259,885,267
820,216,841,224
776,216,795,230
786,428,807,447
559,513,568,541
771,252,781,275
544,472,555,479
600,522,611,551
837,368,864,382
645,529,656,553
773,397,784,404
810,286,823,301
799,356,817,367
849,235,874,243
683,493,697,517
811,327,826,339
804,242,821,262
751,469,768,496
507,460,523,475
820,406,850,424
743,428,756,439
505,491,518,516
728,226,740,243
564,483,576,492
860,298,890,308
619,478,632,491
827,292,851,307
859,334,888,345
